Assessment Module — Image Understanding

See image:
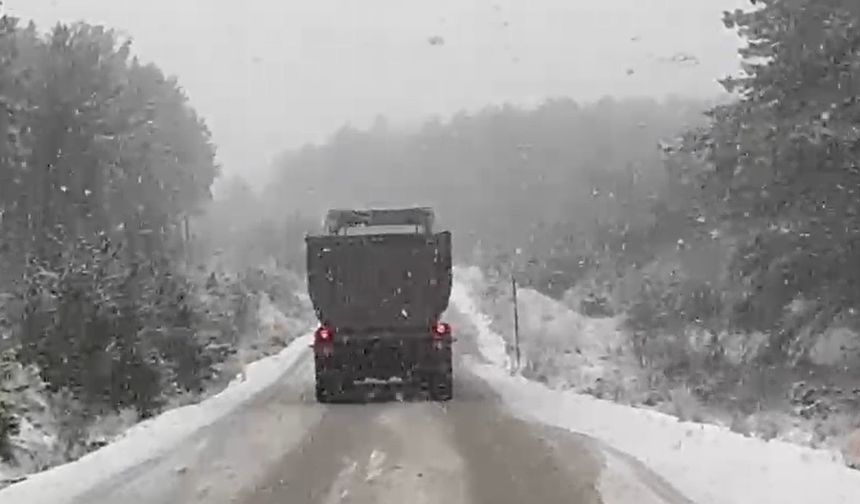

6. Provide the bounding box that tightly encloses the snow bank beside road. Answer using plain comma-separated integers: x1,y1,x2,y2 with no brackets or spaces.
451,275,510,370
0,333,312,504
471,360,860,504
453,266,639,393
453,274,860,504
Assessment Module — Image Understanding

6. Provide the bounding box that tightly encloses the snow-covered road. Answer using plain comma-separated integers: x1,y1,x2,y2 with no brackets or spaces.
4,271,858,504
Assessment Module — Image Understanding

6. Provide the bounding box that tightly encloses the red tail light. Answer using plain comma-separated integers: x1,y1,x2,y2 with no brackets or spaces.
315,324,334,344
432,321,451,339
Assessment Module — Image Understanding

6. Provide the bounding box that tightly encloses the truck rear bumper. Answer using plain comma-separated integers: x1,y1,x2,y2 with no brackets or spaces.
314,336,452,382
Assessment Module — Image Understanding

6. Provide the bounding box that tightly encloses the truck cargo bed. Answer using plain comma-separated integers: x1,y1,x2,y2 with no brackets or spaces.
305,231,452,331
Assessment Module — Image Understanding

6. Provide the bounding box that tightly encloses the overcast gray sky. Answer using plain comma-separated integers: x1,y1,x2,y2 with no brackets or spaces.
7,0,747,189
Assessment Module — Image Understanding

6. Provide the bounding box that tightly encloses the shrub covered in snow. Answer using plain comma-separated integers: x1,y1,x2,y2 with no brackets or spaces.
0,262,309,487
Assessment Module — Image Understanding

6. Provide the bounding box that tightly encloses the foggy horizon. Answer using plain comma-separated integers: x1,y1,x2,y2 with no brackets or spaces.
8,0,747,191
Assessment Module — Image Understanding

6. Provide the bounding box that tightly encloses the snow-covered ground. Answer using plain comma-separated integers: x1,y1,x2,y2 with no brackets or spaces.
0,288,313,485
452,268,860,504
452,266,642,393
456,265,860,449
0,332,312,504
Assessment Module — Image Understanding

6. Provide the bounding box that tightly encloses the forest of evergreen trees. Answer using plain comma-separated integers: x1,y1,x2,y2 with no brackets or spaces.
0,18,256,465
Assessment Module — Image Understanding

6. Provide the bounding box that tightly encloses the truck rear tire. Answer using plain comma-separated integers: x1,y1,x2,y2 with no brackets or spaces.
428,370,453,401
315,382,332,403
315,372,349,403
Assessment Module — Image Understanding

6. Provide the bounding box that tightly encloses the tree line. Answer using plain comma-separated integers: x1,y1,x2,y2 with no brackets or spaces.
678,0,860,360
269,96,714,269
0,16,236,462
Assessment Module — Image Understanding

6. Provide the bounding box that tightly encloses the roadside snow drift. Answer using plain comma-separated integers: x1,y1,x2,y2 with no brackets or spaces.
452,271,860,504
0,333,312,504
450,275,511,370
453,265,639,393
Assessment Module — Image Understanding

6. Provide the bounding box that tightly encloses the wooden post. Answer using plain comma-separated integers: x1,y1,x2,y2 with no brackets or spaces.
512,273,521,372
183,214,192,264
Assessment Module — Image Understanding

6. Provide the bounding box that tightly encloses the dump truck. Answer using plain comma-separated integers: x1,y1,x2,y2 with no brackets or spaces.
305,207,454,402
